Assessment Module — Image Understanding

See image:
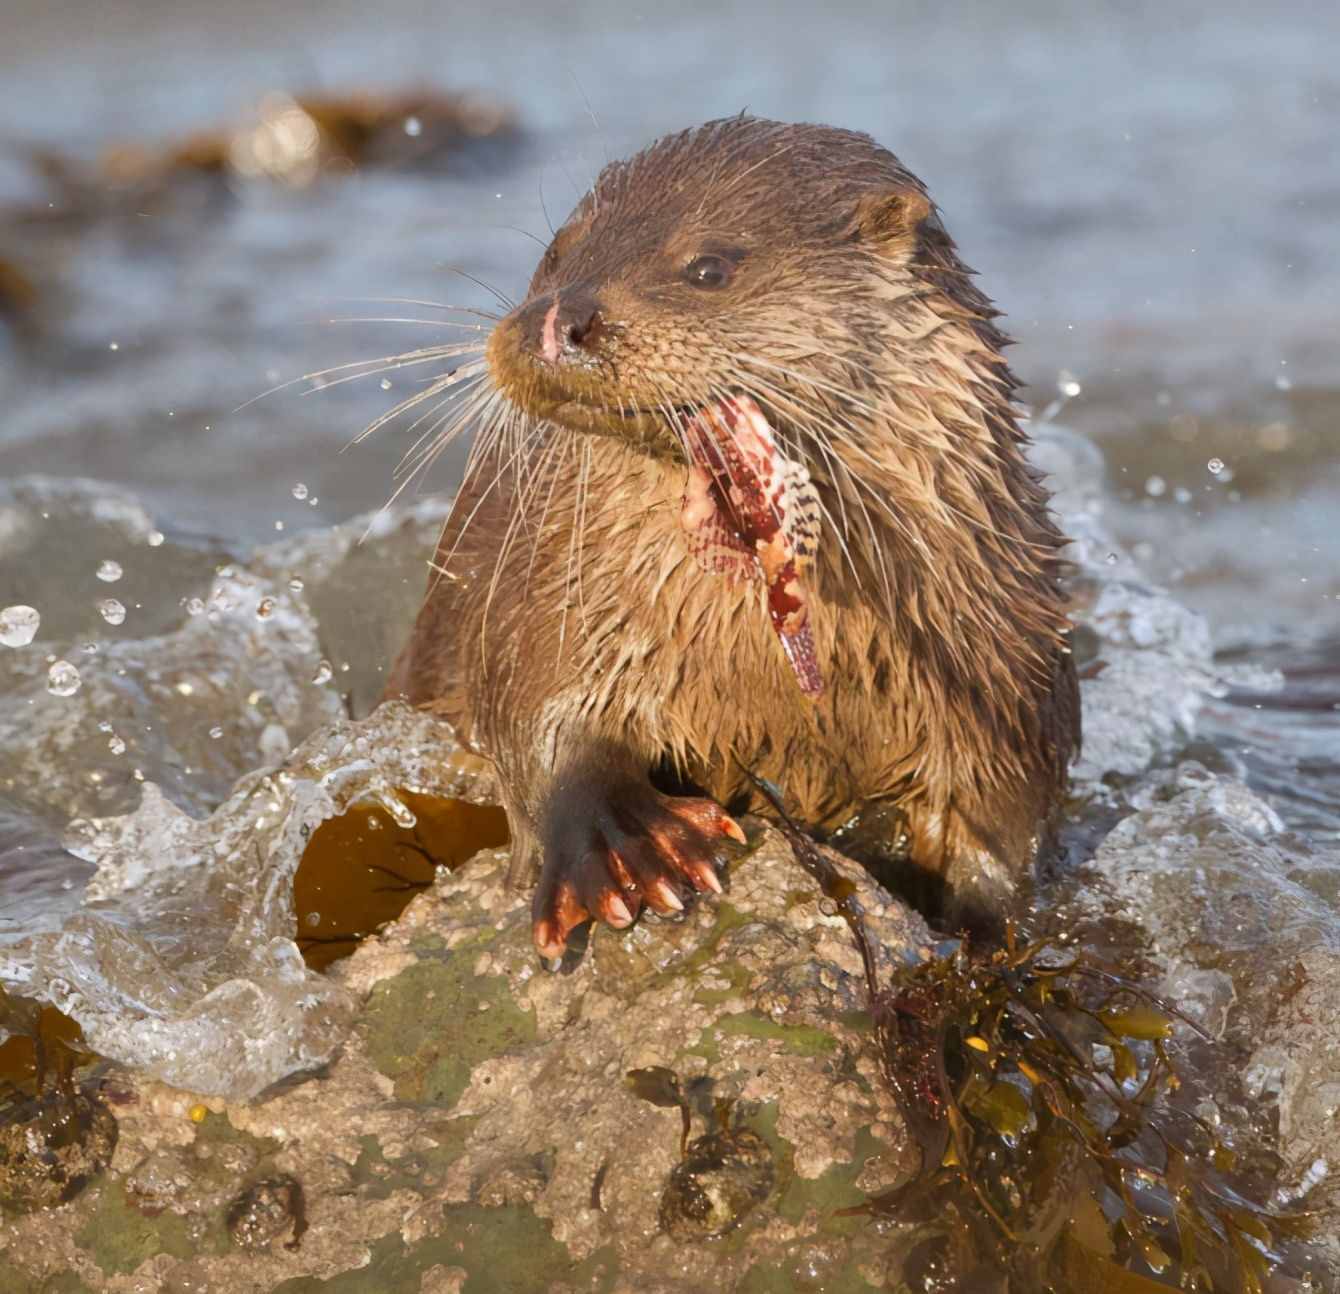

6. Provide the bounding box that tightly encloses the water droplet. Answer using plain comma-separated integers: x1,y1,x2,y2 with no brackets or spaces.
209,725,224,740
256,596,277,619
175,680,195,697
0,604,40,647
1274,374,1293,391
312,659,333,685
108,735,126,755
98,598,126,625
380,377,393,391
308,496,319,506
108,341,120,351
185,597,205,616
274,520,285,532
376,789,417,829
1173,487,1192,504
147,529,165,547
46,660,81,696
1144,475,1166,498
1105,552,1119,565
403,115,423,138
1207,457,1225,475
304,911,322,927
96,559,123,583
291,482,309,500
288,577,305,593
1057,370,1082,399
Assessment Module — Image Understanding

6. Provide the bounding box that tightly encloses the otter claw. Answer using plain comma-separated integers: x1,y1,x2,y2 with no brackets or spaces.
531,787,742,958
651,881,685,913
604,894,636,927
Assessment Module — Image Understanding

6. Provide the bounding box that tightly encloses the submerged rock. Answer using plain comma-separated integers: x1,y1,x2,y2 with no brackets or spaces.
660,1128,775,1241
226,1175,306,1252
0,1089,117,1215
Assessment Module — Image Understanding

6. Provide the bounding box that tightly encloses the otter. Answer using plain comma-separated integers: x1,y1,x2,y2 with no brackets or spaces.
386,116,1079,959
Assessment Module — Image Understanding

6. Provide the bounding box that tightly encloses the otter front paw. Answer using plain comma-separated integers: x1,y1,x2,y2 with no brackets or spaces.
532,783,746,959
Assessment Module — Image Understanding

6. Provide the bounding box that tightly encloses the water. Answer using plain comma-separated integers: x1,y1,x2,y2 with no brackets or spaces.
0,0,1337,1251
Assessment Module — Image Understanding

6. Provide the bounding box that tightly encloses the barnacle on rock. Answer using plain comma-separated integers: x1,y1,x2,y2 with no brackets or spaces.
659,1128,775,1241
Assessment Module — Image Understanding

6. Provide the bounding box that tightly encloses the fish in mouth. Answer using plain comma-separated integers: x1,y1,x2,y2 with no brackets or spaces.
679,395,824,697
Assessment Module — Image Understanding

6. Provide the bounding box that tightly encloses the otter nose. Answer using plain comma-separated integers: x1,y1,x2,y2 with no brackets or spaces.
528,290,604,364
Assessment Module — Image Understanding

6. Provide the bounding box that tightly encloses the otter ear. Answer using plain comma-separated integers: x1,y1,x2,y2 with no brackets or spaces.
852,188,936,256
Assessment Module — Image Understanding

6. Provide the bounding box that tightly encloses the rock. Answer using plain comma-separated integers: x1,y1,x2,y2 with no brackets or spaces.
225,1175,306,1252
0,1090,117,1214
0,824,930,1291
659,1128,775,1240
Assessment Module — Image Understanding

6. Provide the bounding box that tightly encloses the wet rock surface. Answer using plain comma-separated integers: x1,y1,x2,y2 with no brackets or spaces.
226,1174,306,1252
659,1129,775,1241
0,1090,117,1215
0,825,929,1290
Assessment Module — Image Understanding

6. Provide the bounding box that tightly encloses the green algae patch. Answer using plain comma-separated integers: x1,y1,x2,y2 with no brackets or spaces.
74,1177,225,1276
272,1206,615,1294
717,1010,839,1057
350,1118,478,1200
593,899,756,999
691,962,753,1008
361,953,535,1105
732,1103,876,1240
683,1008,841,1066
776,1125,884,1232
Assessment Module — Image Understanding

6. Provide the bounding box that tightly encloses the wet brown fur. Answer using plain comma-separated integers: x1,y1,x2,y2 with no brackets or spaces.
387,116,1080,918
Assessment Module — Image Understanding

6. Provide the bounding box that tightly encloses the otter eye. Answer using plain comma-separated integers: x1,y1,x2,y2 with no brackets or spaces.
684,254,734,289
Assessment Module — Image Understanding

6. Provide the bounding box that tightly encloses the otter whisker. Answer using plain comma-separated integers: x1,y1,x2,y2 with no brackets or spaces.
477,421,560,637
442,266,516,313
351,359,489,450
317,294,503,322
324,316,494,332
393,373,495,477
302,345,485,409
731,357,1001,552
231,342,481,415
421,398,537,592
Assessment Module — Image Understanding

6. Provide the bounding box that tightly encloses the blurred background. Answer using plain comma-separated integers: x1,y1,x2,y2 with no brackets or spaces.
1,0,1336,643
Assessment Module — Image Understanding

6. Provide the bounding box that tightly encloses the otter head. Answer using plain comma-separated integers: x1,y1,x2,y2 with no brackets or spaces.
486,114,957,466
